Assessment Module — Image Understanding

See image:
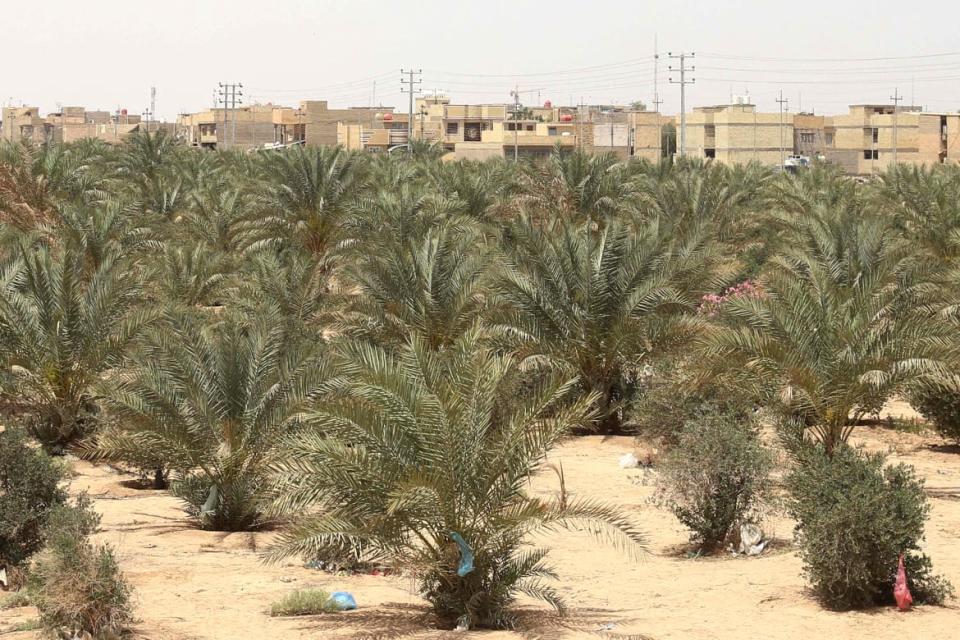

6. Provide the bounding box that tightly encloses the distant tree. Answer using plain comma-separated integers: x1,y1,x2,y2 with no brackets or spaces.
630,100,647,112
661,123,677,158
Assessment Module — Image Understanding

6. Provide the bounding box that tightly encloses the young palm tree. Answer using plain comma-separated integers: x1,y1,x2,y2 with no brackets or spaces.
0,140,101,237
338,222,493,349
149,242,232,308
517,149,628,224
248,145,366,257
100,311,327,530
268,330,645,629
0,238,150,452
703,207,949,455
232,252,332,349
493,216,724,433
870,164,960,262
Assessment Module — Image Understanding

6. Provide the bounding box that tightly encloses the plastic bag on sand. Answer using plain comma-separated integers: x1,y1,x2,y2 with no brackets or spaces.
328,591,357,611
618,453,640,469
894,554,913,611
737,523,766,556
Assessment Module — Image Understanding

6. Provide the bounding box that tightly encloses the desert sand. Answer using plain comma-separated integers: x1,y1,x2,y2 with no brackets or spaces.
3,409,958,639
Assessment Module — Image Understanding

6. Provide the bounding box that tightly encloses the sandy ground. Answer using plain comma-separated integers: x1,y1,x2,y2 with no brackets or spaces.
2,401,959,639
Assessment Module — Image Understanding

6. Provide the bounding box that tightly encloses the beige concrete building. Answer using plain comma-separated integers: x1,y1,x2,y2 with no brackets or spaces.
2,106,167,145
684,104,793,166
2,107,54,144
179,100,385,151
338,93,664,161
818,105,960,174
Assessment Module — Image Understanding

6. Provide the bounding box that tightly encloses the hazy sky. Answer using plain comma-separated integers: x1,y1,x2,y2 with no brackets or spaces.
5,0,960,121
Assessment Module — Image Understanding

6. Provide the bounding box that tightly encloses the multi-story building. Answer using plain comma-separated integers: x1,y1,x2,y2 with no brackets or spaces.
338,93,664,161
682,103,960,173
684,103,793,166
178,100,385,151
817,105,960,174
1,107,54,144
2,105,165,145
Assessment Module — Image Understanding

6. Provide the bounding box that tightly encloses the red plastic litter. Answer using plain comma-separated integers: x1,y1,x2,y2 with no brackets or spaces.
894,554,913,611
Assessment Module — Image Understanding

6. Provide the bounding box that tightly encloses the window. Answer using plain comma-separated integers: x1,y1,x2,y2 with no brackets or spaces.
526,124,535,131
548,127,558,136
705,149,716,159
800,132,815,144
825,133,834,146
446,122,459,135
864,149,879,160
872,128,879,144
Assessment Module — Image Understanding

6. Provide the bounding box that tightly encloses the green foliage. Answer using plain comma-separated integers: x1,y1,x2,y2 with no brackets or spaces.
786,444,953,609
628,359,758,442
268,331,645,630
704,204,951,454
0,428,67,572
339,221,492,349
269,589,338,617
28,518,133,640
0,238,151,452
910,383,960,443
0,590,32,609
494,217,720,433
100,311,327,530
654,410,772,551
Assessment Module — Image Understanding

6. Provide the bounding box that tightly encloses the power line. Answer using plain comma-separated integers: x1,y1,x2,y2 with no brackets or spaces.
423,56,656,79
698,51,960,63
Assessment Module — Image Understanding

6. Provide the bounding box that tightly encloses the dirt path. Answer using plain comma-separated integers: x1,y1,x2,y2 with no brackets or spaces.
3,423,959,639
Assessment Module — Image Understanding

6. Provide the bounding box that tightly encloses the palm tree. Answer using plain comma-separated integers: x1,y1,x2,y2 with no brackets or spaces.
149,242,232,308
248,145,366,257
100,311,328,530
703,206,950,455
0,238,151,452
869,164,960,262
0,140,101,237
267,330,645,629
493,216,723,433
232,252,332,349
338,222,492,349
517,149,628,224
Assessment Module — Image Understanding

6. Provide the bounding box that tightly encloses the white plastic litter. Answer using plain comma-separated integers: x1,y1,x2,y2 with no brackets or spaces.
738,523,767,556
618,453,640,469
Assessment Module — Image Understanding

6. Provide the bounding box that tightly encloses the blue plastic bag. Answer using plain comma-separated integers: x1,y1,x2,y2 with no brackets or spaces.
327,591,357,611
449,531,474,577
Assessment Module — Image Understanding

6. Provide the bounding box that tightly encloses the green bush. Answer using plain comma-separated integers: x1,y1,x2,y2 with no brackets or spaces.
628,360,761,444
910,384,960,443
654,411,772,551
786,444,954,609
0,428,67,577
28,499,133,639
269,589,338,617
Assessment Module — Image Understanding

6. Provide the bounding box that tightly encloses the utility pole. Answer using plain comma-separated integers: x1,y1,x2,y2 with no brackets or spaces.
776,90,789,169
890,87,902,168
217,82,242,150
668,51,695,156
510,86,520,162
149,86,156,133
400,69,422,153
653,36,663,159
578,97,585,152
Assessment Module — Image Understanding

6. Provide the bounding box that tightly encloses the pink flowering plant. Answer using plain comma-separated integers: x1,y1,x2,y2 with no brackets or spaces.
699,280,764,317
